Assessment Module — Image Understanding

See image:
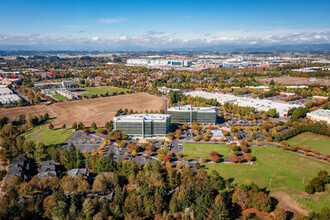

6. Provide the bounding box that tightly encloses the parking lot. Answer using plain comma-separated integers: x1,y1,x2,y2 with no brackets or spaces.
62,131,107,153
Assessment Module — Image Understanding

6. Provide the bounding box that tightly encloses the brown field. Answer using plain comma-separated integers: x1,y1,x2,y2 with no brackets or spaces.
260,76,330,86
0,93,166,127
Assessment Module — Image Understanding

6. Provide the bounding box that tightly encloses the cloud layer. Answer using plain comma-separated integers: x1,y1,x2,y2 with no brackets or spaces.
0,28,329,49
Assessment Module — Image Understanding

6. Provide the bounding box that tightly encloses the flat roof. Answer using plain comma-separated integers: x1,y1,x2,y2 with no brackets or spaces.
307,109,330,119
185,91,303,114
167,105,217,113
114,114,171,123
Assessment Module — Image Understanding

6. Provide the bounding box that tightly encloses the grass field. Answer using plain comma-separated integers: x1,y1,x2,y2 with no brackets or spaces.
270,188,330,213
52,94,66,101
204,146,330,191
81,86,129,97
287,132,330,155
24,124,74,145
183,143,232,158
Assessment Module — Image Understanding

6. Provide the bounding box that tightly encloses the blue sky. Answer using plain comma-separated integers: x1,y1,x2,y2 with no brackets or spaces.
0,0,329,49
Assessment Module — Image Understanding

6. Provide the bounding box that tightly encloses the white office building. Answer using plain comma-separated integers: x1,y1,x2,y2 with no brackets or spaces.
113,114,171,137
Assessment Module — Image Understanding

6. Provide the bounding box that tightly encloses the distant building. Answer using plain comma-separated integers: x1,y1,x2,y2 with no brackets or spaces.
41,88,78,99
306,109,330,125
0,85,21,105
39,161,59,178
312,96,329,101
113,114,171,137
167,105,217,124
127,59,192,68
4,156,31,185
185,91,302,117
157,86,180,94
35,81,75,88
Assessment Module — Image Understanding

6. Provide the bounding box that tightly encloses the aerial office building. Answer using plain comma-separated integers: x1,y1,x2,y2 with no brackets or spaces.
167,105,217,124
113,114,171,137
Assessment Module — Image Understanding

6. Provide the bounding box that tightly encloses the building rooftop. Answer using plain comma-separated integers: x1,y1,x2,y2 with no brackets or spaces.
114,114,171,123
184,91,303,116
167,105,217,113
68,168,90,179
4,156,30,185
307,109,330,119
39,161,58,178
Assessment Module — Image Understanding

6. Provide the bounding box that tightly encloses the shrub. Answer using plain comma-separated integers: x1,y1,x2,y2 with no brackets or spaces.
176,162,183,169
240,145,249,153
157,155,163,161
211,155,221,163
199,157,206,163
230,145,240,152
305,185,314,194
176,152,183,158
163,154,171,162
0,170,7,181
97,128,107,134
233,151,240,156
230,156,245,163
245,153,253,161
210,151,219,157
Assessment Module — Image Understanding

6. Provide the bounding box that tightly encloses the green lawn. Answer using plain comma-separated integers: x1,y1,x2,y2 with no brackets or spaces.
287,132,330,155
183,143,233,158
23,125,74,146
270,188,330,213
204,146,330,191
81,86,130,97
52,94,66,101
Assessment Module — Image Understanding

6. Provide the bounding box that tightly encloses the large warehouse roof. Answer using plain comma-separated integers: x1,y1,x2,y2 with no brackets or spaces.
184,91,303,117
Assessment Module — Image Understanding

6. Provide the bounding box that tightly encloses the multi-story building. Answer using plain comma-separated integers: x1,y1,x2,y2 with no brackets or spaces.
113,114,171,137
167,105,217,124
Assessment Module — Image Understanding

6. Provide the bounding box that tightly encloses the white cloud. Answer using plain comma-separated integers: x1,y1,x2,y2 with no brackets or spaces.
91,36,101,42
0,28,329,49
97,18,124,24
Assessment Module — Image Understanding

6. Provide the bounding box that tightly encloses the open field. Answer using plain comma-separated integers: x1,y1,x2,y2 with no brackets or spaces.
204,146,330,191
270,188,330,213
52,94,66,101
0,93,166,128
287,132,330,155
259,76,330,86
81,86,130,97
183,143,232,158
24,125,74,145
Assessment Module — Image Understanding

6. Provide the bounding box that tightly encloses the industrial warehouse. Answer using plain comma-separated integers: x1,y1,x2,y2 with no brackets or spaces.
167,105,217,124
113,114,171,137
0,85,21,105
185,91,303,117
306,109,330,125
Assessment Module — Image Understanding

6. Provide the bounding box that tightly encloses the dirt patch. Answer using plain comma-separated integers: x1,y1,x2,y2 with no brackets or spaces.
195,148,211,153
260,76,330,86
30,132,44,138
242,208,271,219
0,93,167,128
271,191,310,216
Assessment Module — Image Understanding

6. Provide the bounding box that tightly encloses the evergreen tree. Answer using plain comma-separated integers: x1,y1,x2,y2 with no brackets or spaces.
212,197,229,220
